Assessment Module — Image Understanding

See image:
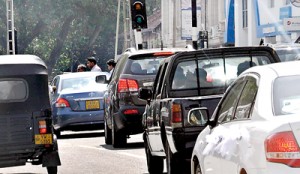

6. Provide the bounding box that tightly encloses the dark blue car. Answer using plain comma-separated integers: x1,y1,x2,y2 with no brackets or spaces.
50,71,110,137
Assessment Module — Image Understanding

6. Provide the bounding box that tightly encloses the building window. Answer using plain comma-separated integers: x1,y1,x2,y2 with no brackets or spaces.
270,0,275,8
242,0,248,28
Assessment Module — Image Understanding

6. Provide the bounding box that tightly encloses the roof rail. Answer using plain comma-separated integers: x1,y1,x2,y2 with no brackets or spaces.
185,44,195,50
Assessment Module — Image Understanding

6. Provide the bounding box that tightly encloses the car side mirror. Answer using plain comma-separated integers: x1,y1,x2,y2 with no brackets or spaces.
187,107,209,126
138,88,152,101
96,75,108,84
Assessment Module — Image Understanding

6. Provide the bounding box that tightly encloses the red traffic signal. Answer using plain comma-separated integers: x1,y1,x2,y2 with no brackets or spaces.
130,0,147,29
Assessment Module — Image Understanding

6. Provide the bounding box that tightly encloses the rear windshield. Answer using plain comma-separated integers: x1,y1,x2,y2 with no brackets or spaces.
123,56,167,75
273,75,300,115
60,76,107,92
275,47,300,62
171,55,271,95
0,79,28,102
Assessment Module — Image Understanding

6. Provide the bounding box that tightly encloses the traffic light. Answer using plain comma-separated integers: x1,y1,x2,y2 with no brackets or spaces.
130,0,147,29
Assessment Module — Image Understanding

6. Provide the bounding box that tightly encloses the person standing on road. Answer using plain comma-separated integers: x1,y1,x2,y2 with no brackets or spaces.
106,59,116,75
87,57,102,72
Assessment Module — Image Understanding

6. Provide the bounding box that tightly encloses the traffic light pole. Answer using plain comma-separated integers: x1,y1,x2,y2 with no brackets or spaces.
114,0,121,60
134,29,143,50
191,0,198,50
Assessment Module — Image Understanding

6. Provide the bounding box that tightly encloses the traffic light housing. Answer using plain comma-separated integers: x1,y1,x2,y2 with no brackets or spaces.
130,0,147,29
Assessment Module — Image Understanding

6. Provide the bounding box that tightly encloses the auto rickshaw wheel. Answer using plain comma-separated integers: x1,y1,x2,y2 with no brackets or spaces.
54,129,61,138
47,166,58,174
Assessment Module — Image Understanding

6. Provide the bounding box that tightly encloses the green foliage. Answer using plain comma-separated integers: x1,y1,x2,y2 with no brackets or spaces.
0,0,160,78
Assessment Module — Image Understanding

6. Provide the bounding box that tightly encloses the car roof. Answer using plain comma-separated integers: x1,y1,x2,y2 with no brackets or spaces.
56,71,110,79
0,54,46,67
123,46,195,57
161,46,281,64
244,61,300,77
266,43,300,50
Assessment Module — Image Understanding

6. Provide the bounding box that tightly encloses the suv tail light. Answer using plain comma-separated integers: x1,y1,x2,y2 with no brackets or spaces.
171,104,182,128
123,109,139,115
39,120,47,134
118,79,139,93
55,98,70,108
265,131,300,167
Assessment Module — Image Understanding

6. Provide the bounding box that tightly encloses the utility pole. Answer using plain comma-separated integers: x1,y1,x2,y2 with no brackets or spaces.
123,0,128,50
6,0,15,55
114,0,121,60
191,0,198,50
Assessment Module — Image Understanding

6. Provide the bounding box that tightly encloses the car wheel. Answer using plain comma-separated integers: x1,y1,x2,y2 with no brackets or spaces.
165,142,181,174
47,166,58,174
145,142,163,174
112,117,127,148
104,118,112,145
195,163,202,174
53,129,61,138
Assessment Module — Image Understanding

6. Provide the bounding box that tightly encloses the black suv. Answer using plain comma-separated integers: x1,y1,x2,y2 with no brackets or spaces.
103,47,193,147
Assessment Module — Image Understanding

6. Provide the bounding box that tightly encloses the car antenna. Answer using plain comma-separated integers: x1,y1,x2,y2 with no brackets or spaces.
259,38,264,46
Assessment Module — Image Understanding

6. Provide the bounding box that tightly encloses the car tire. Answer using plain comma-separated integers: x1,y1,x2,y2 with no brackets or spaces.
112,117,127,148
104,118,112,145
47,166,58,174
165,142,181,174
145,142,163,174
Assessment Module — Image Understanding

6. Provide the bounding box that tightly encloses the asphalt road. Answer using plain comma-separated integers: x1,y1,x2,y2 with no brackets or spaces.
0,130,155,174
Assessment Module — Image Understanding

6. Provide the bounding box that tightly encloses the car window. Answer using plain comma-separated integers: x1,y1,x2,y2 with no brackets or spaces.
216,79,246,123
0,79,28,102
170,55,269,96
60,76,106,92
172,60,197,89
234,76,258,119
274,47,300,62
124,56,166,75
155,62,168,99
273,75,300,115
111,55,127,82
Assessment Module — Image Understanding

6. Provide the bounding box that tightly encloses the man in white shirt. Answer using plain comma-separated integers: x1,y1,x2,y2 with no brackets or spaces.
87,57,102,72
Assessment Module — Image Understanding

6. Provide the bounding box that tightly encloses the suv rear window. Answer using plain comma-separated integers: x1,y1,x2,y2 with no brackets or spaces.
123,56,167,75
171,55,271,95
0,79,28,102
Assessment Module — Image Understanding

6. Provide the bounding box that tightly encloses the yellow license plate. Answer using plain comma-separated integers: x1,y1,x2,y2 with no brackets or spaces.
86,100,100,110
35,134,52,145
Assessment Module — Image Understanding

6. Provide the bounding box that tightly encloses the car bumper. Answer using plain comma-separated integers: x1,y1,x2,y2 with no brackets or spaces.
246,162,300,174
114,105,145,135
53,108,104,130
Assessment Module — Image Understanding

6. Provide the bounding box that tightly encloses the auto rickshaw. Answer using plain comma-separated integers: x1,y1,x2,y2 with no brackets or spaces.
0,55,61,174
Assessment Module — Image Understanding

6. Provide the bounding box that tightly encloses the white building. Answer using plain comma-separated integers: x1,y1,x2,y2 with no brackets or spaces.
234,0,300,46
161,0,226,48
160,0,300,48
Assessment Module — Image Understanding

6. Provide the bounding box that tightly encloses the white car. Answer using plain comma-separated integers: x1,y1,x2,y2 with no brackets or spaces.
190,61,300,174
